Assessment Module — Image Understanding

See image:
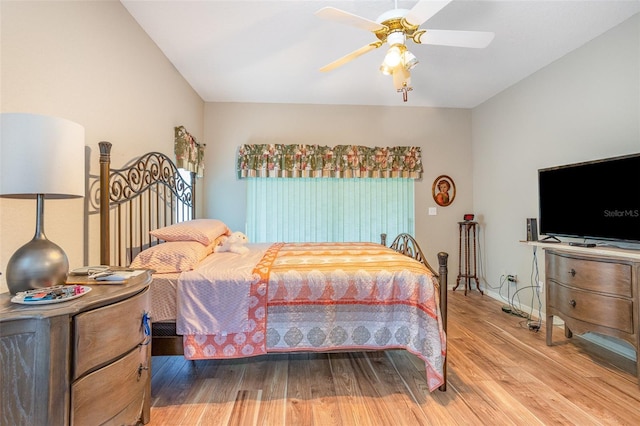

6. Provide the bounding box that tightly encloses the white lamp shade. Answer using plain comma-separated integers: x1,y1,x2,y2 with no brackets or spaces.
0,113,85,198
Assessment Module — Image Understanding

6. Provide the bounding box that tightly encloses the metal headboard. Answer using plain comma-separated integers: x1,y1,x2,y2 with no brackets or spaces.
99,141,196,266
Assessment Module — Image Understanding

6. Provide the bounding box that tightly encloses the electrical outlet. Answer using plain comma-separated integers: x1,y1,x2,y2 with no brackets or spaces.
507,274,517,283
538,280,544,293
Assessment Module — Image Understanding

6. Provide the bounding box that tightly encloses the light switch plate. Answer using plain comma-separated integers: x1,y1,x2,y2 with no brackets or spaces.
428,207,437,216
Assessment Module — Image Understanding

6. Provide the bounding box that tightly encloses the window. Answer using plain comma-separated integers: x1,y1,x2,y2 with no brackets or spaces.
176,168,194,222
246,178,414,243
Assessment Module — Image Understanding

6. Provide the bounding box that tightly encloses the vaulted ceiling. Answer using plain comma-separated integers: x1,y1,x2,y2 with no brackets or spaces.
122,1,640,108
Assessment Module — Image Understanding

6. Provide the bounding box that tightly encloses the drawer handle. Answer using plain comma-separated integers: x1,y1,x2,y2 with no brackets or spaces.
138,363,149,381
568,269,576,277
569,299,576,308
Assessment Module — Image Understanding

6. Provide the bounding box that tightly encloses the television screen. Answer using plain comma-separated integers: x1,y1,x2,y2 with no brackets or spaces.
538,153,640,244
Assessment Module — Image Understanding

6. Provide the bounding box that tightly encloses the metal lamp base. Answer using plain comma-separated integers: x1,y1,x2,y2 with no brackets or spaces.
5,194,70,294
6,236,69,294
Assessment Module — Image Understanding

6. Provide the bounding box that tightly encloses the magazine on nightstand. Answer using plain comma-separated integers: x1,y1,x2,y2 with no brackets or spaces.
66,267,147,285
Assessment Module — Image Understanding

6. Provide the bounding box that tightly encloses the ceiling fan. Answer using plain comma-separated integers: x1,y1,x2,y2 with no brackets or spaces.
315,0,494,101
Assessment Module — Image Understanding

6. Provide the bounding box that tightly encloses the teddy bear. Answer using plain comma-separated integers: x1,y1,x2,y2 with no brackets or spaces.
214,231,249,254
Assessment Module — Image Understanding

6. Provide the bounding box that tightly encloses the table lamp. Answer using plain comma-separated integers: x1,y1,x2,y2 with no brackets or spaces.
0,113,85,294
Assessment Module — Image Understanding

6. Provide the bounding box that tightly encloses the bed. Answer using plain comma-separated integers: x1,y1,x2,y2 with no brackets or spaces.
98,141,449,391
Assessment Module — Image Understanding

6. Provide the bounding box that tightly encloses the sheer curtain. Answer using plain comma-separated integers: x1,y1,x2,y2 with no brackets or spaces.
246,178,414,243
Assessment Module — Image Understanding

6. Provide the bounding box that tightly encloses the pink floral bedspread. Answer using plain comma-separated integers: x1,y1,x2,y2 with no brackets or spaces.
181,242,446,391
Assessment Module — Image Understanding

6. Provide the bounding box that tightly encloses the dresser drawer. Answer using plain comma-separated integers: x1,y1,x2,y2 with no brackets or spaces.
548,282,634,334
73,287,150,379
546,253,632,297
71,344,149,426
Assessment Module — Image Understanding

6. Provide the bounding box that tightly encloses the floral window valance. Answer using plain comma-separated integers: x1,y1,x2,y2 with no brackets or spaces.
237,144,422,179
174,126,205,177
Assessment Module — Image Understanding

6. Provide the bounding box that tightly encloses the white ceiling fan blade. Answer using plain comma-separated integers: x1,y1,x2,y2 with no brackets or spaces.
315,7,386,32
320,42,382,72
404,0,453,27
416,29,495,48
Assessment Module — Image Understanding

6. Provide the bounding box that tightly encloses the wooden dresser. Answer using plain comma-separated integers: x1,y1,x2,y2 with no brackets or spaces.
544,246,640,383
0,271,152,426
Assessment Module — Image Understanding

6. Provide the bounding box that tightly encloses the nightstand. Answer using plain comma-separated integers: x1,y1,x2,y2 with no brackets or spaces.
0,270,152,425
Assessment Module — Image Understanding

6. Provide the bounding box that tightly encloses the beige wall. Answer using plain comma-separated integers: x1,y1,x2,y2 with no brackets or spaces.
0,0,204,293
472,14,640,312
203,102,473,279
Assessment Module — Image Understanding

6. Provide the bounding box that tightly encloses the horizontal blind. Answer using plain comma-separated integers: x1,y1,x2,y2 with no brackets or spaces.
246,178,414,243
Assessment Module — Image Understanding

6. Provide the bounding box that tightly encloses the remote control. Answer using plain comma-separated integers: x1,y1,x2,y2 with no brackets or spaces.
568,242,596,248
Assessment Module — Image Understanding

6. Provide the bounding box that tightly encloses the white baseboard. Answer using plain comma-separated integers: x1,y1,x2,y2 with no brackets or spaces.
580,333,636,361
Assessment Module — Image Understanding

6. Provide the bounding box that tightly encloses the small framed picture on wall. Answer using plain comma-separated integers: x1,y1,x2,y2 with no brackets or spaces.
432,175,456,207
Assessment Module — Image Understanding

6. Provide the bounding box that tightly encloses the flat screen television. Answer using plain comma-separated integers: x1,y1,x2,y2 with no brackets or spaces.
538,153,640,244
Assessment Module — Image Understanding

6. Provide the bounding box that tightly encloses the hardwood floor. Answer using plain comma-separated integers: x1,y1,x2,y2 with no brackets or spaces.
147,290,640,425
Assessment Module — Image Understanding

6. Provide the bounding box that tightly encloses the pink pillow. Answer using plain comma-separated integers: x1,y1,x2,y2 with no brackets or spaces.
150,219,230,246
130,241,211,273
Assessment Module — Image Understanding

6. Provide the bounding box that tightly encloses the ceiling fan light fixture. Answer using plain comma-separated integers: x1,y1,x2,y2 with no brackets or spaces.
393,69,413,103
383,44,404,68
403,49,419,70
392,67,411,91
379,63,393,76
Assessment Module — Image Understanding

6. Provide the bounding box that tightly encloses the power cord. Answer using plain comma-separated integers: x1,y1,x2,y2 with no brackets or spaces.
528,247,543,331
477,228,542,331
507,247,544,331
496,247,545,332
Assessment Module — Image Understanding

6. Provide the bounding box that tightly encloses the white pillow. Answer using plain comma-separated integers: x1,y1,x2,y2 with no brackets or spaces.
150,219,230,246
130,241,212,273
